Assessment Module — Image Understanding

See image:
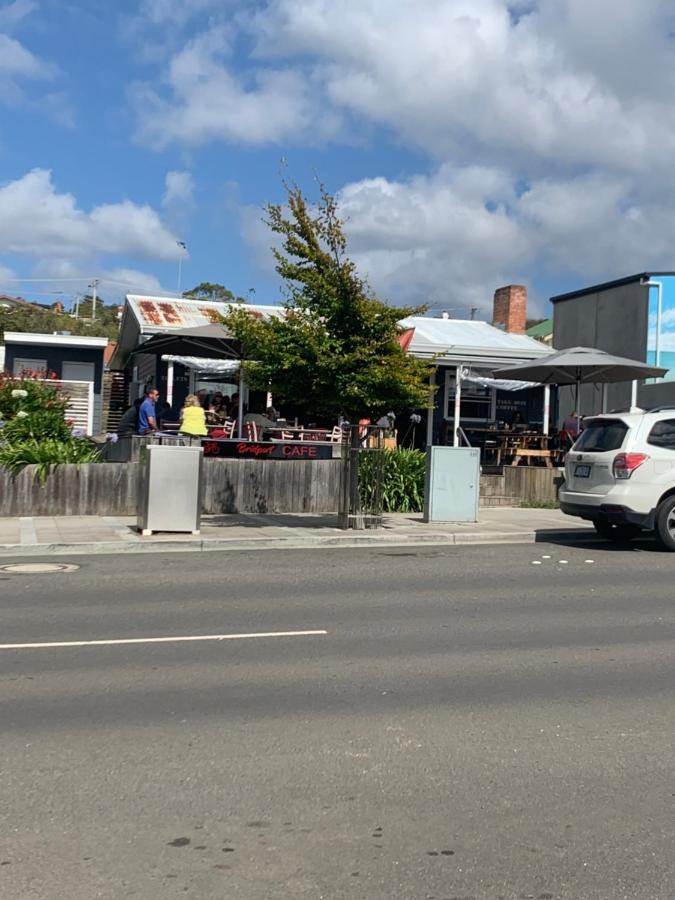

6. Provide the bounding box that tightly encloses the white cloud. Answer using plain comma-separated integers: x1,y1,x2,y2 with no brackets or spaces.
0,168,181,261
162,170,194,207
0,262,16,287
25,262,174,304
131,0,675,306
99,268,168,295
131,22,341,147
242,164,675,317
0,1,36,32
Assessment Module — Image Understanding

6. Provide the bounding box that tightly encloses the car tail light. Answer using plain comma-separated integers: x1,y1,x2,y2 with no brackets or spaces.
613,452,649,479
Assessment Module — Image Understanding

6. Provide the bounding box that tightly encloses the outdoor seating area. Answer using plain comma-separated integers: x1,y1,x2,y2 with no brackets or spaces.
460,424,561,468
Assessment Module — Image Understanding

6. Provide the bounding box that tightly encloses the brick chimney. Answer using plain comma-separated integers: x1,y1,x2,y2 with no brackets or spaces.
492,285,527,334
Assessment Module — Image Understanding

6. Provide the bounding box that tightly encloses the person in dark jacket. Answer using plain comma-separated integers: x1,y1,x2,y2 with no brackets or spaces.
116,399,142,438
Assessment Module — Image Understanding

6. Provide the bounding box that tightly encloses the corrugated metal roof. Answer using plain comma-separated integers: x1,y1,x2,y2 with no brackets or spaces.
126,295,284,333
398,317,552,364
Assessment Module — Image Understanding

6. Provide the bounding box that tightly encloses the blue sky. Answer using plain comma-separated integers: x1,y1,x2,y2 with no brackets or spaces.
3,0,675,318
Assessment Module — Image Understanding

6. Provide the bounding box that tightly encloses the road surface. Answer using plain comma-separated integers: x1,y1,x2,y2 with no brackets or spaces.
0,539,673,899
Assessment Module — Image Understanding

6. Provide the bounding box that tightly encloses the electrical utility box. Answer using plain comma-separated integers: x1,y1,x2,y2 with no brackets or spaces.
423,446,480,523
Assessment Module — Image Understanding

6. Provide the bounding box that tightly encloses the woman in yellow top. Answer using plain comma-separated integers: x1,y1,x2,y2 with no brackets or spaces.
179,394,207,436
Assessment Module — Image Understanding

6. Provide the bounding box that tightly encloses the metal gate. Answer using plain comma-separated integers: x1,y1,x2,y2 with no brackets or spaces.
338,424,386,530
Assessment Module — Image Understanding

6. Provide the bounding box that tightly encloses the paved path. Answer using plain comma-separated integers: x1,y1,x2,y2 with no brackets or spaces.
0,508,594,556
0,543,673,899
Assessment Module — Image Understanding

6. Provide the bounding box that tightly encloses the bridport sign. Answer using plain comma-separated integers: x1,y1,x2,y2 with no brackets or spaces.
201,439,334,460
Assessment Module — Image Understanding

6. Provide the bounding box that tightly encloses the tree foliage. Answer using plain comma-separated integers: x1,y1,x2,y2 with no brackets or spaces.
0,297,119,343
222,184,432,421
184,282,247,304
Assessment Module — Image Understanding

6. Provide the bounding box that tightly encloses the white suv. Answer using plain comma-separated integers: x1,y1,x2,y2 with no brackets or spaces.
559,407,675,550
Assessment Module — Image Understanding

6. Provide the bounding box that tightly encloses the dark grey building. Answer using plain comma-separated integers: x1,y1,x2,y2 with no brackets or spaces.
552,272,675,421
3,332,109,434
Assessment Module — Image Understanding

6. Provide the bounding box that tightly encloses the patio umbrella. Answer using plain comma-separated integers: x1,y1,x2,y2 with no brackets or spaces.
132,324,246,435
492,346,667,422
131,324,241,361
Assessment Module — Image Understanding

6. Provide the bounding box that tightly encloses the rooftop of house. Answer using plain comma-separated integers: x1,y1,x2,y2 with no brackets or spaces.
525,319,553,338
550,272,675,303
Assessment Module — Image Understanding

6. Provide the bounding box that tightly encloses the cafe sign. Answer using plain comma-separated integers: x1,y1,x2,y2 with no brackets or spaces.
201,439,334,460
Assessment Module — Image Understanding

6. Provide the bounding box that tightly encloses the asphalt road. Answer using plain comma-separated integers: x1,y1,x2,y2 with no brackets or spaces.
0,539,673,900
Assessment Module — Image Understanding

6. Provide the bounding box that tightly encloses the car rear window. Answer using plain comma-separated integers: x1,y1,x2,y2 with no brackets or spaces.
574,419,628,452
647,418,675,450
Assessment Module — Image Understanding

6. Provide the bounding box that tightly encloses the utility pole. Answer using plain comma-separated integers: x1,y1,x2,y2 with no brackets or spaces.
176,241,187,294
88,279,99,321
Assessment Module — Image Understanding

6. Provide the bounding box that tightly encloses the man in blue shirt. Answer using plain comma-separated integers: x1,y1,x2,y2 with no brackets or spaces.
137,388,159,434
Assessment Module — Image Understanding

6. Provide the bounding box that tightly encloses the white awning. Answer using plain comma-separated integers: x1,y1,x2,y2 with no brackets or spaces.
162,355,240,374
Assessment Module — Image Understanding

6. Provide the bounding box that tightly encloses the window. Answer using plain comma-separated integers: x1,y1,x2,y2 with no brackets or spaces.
574,419,628,452
13,357,47,375
647,419,675,450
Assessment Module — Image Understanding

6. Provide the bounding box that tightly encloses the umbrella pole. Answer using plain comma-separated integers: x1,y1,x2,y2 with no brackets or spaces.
238,367,245,440
575,378,580,432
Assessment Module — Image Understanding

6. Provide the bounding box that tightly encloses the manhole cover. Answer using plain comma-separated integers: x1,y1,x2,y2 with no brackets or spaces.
0,563,79,575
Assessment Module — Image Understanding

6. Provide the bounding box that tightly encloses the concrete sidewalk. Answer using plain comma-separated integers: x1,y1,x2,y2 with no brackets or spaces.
0,507,596,557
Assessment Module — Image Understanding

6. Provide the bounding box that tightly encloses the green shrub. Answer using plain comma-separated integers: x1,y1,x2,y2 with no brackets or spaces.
0,439,102,484
359,448,427,513
0,371,101,481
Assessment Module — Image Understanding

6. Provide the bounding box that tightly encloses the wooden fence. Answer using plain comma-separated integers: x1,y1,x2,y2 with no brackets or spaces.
0,459,344,517
0,459,564,518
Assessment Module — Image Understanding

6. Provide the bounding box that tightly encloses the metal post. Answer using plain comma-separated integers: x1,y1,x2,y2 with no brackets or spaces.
89,279,99,321
176,240,187,294
425,370,435,448
166,360,174,408
631,379,638,410
543,384,550,436
601,383,608,413
237,367,245,439
453,365,463,447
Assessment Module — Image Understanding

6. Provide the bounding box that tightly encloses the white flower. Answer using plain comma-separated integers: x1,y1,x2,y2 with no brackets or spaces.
11,389,28,399
15,410,29,418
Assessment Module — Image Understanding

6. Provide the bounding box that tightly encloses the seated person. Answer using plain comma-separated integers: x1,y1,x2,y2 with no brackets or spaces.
116,398,142,438
138,388,160,435
179,394,208,436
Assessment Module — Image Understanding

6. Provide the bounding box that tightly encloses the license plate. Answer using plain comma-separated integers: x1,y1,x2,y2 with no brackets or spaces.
574,464,591,478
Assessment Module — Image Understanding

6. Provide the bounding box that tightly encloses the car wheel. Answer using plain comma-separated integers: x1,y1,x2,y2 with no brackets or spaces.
593,521,641,542
655,495,675,551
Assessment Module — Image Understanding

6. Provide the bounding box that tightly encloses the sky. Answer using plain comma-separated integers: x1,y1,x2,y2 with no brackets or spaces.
2,0,675,319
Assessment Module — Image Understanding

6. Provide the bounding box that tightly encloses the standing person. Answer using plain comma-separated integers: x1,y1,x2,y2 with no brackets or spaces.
137,388,159,435
179,394,208,437
563,410,582,439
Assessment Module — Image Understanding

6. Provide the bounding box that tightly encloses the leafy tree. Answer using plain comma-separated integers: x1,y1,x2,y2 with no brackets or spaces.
184,282,247,304
222,183,432,421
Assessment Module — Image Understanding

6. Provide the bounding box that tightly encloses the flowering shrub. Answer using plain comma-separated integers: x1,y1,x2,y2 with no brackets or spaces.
0,371,100,477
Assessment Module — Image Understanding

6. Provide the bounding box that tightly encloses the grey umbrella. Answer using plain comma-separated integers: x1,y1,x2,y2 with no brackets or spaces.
493,346,667,422
492,346,667,386
131,324,241,361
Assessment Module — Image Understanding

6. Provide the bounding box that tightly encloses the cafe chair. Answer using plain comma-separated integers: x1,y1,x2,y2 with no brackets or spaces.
244,421,260,441
329,426,343,443
222,419,236,439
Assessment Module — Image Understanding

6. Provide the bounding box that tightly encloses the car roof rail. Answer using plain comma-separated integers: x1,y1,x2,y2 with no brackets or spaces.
646,404,675,413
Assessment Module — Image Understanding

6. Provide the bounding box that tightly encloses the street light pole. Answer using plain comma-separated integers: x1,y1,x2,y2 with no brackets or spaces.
176,241,187,294
88,279,99,321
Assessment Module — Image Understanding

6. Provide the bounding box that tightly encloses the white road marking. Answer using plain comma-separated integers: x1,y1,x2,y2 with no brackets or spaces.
531,561,542,565
0,630,328,651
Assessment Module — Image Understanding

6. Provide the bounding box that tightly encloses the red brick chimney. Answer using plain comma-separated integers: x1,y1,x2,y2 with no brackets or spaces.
492,285,527,334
